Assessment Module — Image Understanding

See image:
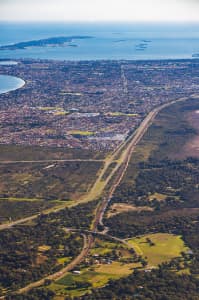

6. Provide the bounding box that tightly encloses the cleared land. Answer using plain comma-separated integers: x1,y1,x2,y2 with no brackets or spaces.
0,144,105,161
178,109,199,158
0,161,102,201
107,203,153,218
110,97,199,209
127,233,189,267
52,262,139,298
0,150,103,223
50,237,140,297
51,233,188,298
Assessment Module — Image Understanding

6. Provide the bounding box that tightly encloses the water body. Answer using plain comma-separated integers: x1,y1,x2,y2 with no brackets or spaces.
0,22,199,60
0,75,25,94
0,61,18,65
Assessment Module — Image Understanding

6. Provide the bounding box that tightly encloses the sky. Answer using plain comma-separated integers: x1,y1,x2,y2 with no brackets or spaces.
0,0,199,22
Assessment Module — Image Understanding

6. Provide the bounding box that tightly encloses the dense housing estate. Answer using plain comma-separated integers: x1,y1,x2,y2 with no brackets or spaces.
1,59,199,151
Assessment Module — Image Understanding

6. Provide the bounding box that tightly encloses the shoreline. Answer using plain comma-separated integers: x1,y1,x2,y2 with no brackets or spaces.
0,60,18,65
0,74,25,95
1,57,199,63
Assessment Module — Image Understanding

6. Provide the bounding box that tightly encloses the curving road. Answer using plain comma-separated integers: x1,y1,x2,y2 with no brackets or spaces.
14,234,90,295
2,94,198,297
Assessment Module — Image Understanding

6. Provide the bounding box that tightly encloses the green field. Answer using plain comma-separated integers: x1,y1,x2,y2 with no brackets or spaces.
69,130,95,136
108,112,139,117
49,237,140,297
51,233,188,297
127,233,189,267
89,239,122,256
52,261,140,297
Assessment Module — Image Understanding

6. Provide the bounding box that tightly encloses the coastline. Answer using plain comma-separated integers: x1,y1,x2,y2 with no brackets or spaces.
0,74,25,95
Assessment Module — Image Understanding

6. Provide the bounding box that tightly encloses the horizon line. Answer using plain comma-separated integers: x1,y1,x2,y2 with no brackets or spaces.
1,20,199,24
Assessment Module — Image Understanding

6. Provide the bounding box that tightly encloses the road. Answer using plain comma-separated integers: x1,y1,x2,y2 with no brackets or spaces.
10,228,130,297
91,95,192,231
1,94,198,297
15,233,90,295
0,159,104,164
0,97,187,232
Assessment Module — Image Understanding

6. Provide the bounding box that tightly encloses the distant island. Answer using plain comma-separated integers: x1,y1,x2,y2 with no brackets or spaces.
0,36,93,50
135,40,151,51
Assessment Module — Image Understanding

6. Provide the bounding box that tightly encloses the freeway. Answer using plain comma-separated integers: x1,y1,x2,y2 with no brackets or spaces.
91,95,192,232
0,96,190,233
1,94,198,297
0,96,193,234
0,94,194,236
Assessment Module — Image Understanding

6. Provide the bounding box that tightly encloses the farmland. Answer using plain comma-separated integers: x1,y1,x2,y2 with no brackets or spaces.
127,233,189,267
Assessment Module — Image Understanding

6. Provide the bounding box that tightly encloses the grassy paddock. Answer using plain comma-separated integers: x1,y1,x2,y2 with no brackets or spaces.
69,130,95,136
127,233,189,267
50,237,140,297
52,261,139,297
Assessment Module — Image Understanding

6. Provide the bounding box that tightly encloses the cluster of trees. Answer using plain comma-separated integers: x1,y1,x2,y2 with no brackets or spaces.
39,199,98,229
111,98,199,210
0,200,54,224
111,158,199,210
105,208,199,238
101,210,199,299
6,288,55,300
89,100,199,299
0,221,83,293
78,269,199,300
11,210,199,299
4,85,199,299
0,200,99,295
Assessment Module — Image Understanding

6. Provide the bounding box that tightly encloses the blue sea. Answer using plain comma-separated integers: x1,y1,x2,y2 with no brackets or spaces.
0,22,199,61
0,74,25,94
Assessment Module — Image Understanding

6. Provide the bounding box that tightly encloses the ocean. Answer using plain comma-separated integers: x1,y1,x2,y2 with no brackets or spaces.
0,74,25,94
0,22,199,61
